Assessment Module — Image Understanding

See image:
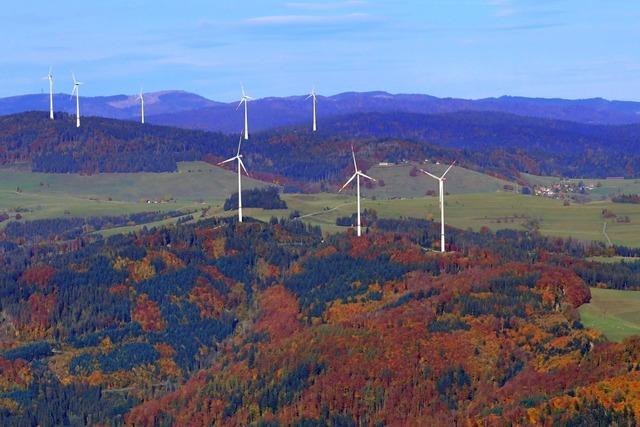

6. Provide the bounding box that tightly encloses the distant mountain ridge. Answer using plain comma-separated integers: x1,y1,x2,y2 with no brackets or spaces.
0,91,221,120
1,90,639,132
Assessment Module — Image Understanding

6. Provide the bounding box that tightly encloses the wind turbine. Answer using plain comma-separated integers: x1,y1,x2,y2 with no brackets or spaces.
218,131,250,222
137,89,145,124
237,84,253,140
420,161,456,253
306,86,317,132
43,67,54,120
70,73,83,128
339,145,376,237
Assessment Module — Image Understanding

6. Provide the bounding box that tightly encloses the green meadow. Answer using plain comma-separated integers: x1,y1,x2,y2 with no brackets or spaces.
0,162,268,223
360,162,513,199
0,161,268,204
276,192,640,247
1,162,640,247
579,287,640,342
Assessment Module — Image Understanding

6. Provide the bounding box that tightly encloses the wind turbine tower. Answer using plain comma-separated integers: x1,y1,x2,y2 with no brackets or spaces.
237,84,253,140
339,145,376,237
306,86,317,132
420,161,456,253
43,68,54,120
218,131,250,222
71,73,83,128
137,89,145,124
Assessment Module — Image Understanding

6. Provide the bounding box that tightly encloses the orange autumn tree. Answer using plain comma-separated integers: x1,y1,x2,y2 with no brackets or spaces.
132,294,165,332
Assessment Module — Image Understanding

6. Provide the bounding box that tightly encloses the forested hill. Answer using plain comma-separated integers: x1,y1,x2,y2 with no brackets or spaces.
0,111,232,174
2,214,640,424
2,110,640,182
0,111,461,183
297,111,640,178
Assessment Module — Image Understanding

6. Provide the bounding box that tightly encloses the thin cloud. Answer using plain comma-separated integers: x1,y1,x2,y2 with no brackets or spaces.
495,8,515,17
487,0,516,18
244,13,374,26
489,22,564,31
284,1,367,10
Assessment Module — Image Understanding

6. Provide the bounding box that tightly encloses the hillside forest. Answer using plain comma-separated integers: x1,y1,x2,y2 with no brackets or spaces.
2,112,640,190
1,212,640,425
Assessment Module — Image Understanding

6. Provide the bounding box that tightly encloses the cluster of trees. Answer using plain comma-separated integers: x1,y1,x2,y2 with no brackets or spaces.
335,209,378,227
0,371,137,426
612,194,640,204
3,211,187,241
574,260,640,290
223,187,288,211
285,251,415,320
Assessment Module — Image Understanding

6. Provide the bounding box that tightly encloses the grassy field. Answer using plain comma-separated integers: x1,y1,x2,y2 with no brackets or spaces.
2,163,640,246
0,162,269,203
360,162,514,199
579,288,640,342
273,192,640,246
0,162,271,225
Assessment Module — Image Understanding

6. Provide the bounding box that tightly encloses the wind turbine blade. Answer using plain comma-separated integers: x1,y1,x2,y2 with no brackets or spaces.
239,158,249,176
441,161,456,179
359,172,376,182
236,131,243,156
420,169,440,180
236,100,244,110
72,73,77,84
217,157,237,166
338,173,357,193
241,83,246,98
305,94,312,100
351,145,358,171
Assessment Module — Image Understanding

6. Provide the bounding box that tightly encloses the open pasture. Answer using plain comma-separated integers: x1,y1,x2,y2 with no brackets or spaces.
579,287,640,342
2,163,640,247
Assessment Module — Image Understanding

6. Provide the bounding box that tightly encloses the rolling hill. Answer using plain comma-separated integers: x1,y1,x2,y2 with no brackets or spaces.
2,110,640,186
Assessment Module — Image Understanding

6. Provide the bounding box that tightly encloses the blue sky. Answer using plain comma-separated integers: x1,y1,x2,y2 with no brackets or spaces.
1,0,638,101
